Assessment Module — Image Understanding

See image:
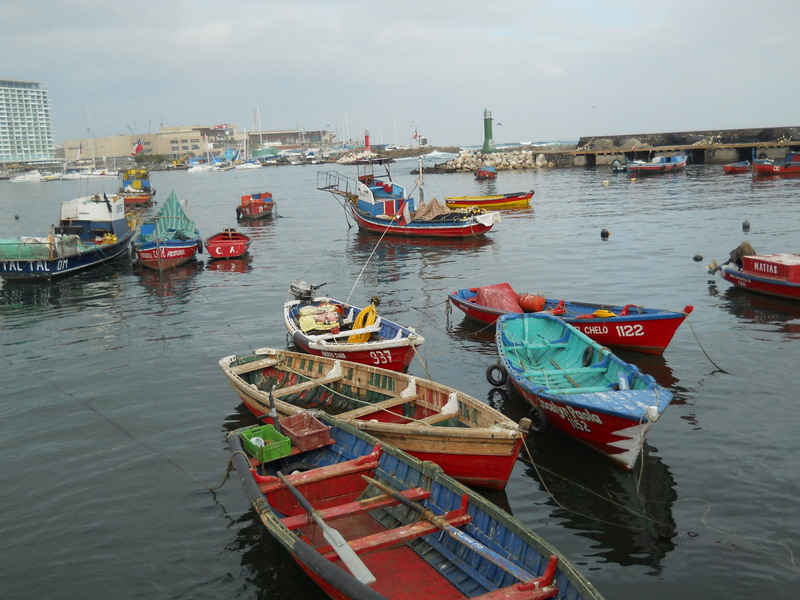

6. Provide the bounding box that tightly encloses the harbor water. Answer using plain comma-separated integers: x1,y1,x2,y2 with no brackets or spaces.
1,159,799,599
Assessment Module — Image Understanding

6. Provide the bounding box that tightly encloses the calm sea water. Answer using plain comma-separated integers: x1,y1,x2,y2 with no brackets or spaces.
1,160,799,599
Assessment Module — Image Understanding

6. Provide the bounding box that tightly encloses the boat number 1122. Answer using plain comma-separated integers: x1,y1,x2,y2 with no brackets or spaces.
615,324,644,337
369,350,392,365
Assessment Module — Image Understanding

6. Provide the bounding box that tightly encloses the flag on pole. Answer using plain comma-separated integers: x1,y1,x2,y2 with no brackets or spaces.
131,139,144,156
75,142,82,161
412,129,418,140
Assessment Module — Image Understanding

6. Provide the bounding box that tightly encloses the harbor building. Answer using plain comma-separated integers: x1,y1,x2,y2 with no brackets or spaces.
0,79,56,165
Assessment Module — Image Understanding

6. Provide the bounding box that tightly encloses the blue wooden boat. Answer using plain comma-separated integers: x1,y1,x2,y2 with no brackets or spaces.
228,411,605,600
489,312,673,471
626,154,687,175
0,193,134,281
132,190,202,270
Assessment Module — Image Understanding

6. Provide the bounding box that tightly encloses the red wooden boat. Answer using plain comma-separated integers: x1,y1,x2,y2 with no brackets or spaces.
205,228,251,259
227,413,604,600
448,283,692,355
236,191,275,221
132,191,201,271
722,160,750,174
752,151,800,176
475,165,497,180
318,157,500,239
711,243,800,301
219,347,528,490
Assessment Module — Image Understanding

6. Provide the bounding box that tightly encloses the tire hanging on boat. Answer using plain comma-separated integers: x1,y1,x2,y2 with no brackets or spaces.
486,363,508,387
527,406,547,432
582,346,594,367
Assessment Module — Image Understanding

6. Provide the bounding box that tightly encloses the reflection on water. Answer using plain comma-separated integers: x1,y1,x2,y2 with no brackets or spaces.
136,260,203,301
520,431,677,573
719,287,800,335
206,255,253,273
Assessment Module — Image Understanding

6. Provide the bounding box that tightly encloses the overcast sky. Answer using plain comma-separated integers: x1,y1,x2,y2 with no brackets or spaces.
3,0,796,147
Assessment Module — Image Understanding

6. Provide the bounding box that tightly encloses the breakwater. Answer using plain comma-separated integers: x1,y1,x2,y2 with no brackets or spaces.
427,126,800,172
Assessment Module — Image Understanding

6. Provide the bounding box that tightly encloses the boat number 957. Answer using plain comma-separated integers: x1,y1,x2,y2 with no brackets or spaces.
615,324,645,337
369,350,392,365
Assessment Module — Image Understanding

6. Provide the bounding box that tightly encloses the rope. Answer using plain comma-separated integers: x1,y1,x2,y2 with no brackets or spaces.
685,314,730,374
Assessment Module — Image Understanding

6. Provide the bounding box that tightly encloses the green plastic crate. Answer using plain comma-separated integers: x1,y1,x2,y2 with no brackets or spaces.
241,424,292,462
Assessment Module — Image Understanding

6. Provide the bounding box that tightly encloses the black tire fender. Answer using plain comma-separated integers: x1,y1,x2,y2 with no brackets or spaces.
486,363,508,387
582,346,594,367
527,406,547,432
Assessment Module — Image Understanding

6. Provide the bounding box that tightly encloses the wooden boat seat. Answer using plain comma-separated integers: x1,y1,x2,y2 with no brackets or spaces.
549,385,614,395
271,372,345,399
523,342,569,349
530,366,603,375
230,357,278,375
417,411,459,425
280,487,431,530
252,445,382,493
336,394,421,420
319,510,473,558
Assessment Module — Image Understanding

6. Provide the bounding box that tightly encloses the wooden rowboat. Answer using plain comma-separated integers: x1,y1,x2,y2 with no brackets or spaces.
710,243,800,302
236,191,275,221
219,346,527,490
205,228,251,259
474,165,497,180
448,283,692,355
490,312,673,471
284,280,424,373
228,412,605,600
752,151,800,177
722,160,750,174
626,154,687,175
444,190,534,210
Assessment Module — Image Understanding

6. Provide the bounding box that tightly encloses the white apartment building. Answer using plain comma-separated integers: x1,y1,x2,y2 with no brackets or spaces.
0,79,56,165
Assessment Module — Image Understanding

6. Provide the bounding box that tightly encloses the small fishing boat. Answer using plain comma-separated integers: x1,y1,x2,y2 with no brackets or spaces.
236,192,275,221
722,160,750,174
709,242,800,302
752,151,800,177
118,168,155,206
626,154,687,175
205,228,251,259
318,157,500,239
0,193,134,281
610,159,627,173
284,280,424,373
228,412,605,600
132,190,202,270
489,312,673,471
448,283,692,355
444,190,534,210
219,346,528,490
474,165,497,180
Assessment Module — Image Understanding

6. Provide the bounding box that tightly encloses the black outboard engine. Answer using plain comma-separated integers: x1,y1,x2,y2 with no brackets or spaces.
288,280,325,304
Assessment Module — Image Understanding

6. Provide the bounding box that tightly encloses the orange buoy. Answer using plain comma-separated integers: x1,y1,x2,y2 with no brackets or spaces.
519,294,546,312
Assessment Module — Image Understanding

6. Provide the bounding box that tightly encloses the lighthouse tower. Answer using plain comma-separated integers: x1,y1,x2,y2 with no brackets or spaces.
481,108,496,154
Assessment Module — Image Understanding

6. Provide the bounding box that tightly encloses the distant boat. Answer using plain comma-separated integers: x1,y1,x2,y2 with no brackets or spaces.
9,170,44,183
491,312,673,471
610,159,627,173
318,157,500,239
227,412,605,600
132,190,202,270
753,151,800,177
205,228,251,259
444,190,534,210
186,163,220,173
474,165,497,180
236,192,275,221
722,160,750,174
118,168,156,206
0,193,134,280
626,154,687,175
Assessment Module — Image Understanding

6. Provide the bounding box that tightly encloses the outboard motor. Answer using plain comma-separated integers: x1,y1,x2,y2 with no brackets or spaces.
288,280,325,304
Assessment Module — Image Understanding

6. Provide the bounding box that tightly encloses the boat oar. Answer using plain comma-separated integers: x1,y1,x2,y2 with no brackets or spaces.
277,471,376,585
268,385,281,434
361,475,538,583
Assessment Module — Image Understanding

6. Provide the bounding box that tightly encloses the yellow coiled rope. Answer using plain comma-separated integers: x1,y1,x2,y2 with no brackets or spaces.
348,302,378,343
